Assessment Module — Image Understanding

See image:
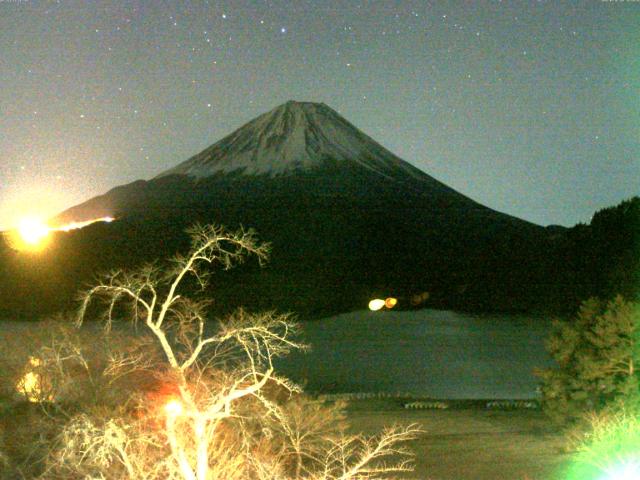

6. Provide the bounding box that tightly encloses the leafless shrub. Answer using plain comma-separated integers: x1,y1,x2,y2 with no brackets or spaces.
0,317,160,478
6,224,420,479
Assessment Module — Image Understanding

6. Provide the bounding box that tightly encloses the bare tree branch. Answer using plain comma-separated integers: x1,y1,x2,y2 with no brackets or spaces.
35,224,421,480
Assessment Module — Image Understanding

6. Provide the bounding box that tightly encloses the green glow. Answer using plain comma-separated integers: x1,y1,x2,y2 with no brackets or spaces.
565,413,640,480
599,460,640,480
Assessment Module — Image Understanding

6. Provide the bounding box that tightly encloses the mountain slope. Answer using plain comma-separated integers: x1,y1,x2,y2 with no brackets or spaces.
55,101,531,229
4,101,557,318
157,100,441,183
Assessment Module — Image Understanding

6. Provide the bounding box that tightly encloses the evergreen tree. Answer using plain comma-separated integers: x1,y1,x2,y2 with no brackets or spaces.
536,295,640,424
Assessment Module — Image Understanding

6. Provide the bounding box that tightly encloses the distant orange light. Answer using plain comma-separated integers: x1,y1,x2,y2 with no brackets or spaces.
4,216,115,252
5,217,52,252
18,217,50,246
15,356,53,402
385,297,398,309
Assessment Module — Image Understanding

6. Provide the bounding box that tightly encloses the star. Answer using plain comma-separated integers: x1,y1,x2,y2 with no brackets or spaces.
0,0,632,233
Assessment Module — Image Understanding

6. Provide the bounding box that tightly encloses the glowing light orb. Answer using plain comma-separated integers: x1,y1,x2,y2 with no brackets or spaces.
601,459,640,480
368,299,386,311
6,216,52,251
15,356,53,402
385,297,398,309
4,215,115,252
165,399,184,417
18,217,50,246
565,413,640,480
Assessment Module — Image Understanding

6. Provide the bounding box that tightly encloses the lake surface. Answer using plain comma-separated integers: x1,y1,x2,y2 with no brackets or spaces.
276,309,554,399
1,308,554,400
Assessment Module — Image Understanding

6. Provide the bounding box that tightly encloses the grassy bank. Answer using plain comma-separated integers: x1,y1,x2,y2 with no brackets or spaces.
343,398,570,480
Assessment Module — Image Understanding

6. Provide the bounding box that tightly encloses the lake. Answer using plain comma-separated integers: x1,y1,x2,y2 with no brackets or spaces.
1,308,554,400
276,309,554,399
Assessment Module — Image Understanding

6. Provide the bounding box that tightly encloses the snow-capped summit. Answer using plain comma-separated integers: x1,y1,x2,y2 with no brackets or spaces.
40,100,551,320
156,101,427,181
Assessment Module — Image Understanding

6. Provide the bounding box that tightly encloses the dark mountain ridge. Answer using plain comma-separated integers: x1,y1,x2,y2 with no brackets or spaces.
56,101,533,228
3,101,627,319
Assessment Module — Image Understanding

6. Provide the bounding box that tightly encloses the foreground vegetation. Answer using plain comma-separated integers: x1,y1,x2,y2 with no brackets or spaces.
345,398,568,480
1,216,638,478
0,225,418,479
537,295,640,479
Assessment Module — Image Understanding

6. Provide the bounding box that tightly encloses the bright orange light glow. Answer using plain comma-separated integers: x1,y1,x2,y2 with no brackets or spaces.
18,217,50,246
385,297,398,309
368,299,386,311
5,217,52,252
4,216,115,252
165,399,184,417
15,356,53,402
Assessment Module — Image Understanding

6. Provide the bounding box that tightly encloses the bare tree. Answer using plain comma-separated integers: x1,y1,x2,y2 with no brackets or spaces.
38,224,420,479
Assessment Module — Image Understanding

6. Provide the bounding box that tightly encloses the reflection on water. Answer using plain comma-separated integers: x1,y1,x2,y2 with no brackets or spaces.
276,309,553,399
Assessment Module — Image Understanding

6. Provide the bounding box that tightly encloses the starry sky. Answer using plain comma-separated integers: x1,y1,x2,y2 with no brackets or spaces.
1,0,638,229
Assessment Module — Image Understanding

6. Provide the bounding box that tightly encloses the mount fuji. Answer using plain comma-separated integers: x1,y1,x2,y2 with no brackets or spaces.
157,100,443,182
55,101,493,221
4,101,557,317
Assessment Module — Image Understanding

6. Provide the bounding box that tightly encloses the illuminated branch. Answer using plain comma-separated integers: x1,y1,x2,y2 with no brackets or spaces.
50,224,421,480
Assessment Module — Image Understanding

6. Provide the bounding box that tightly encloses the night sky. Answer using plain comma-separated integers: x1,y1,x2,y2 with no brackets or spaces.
1,0,638,229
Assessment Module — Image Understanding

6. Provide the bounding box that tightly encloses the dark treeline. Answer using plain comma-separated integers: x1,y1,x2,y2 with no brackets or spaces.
549,196,639,310
0,189,637,321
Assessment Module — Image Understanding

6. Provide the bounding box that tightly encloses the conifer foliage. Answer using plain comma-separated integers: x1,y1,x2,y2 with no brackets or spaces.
536,295,640,424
